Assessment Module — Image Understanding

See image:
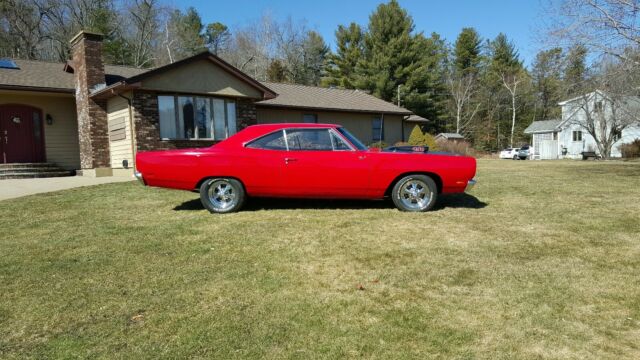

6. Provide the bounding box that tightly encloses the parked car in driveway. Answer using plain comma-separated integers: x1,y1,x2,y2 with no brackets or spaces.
499,148,520,159
135,124,477,213
517,145,531,160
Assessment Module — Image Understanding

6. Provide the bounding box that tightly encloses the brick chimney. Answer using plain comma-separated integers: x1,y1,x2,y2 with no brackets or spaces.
70,31,111,176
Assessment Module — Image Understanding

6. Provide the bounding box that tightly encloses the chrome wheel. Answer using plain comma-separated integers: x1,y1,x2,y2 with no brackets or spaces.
399,179,432,211
207,180,238,210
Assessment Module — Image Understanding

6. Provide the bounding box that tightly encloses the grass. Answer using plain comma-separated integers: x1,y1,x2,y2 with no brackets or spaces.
1,159,639,359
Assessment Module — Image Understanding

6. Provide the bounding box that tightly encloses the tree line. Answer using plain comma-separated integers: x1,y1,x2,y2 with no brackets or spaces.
2,0,638,152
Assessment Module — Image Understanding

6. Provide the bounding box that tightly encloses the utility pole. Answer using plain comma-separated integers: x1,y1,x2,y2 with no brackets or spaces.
397,85,402,107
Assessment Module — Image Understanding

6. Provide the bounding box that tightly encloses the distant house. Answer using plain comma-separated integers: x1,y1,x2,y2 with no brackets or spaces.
0,31,412,177
435,133,465,142
524,90,640,159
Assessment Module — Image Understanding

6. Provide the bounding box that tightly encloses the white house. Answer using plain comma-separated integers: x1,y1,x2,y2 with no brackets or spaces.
524,90,640,159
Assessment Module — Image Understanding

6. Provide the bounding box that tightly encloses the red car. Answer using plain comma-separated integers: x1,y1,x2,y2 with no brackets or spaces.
135,123,476,213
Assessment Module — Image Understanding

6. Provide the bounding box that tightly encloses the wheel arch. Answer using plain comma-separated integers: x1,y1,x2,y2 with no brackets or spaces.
195,176,246,192
384,172,443,197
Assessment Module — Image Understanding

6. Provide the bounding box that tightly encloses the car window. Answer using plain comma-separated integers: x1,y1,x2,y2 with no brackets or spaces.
285,129,333,151
331,132,352,150
246,130,287,150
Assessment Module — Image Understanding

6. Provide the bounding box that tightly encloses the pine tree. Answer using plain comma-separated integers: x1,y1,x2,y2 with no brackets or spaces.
205,22,230,55
357,1,447,124
531,48,563,120
168,7,205,60
358,0,417,101
454,27,482,75
564,44,587,97
301,31,329,86
323,23,363,88
267,59,288,82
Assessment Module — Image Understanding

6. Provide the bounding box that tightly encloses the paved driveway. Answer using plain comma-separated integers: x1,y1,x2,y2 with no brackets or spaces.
0,176,133,201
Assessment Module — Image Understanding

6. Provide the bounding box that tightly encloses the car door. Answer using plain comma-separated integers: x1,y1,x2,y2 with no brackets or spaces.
241,129,288,196
281,128,373,198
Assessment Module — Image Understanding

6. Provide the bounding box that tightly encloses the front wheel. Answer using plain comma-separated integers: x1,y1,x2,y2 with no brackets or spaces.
200,178,246,213
513,155,518,160
391,175,438,212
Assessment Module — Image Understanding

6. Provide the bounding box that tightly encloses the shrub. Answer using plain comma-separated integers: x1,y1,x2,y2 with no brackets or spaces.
619,139,640,158
436,139,474,156
407,125,438,151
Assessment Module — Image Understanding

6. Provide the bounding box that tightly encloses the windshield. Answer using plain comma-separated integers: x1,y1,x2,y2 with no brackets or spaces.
337,127,368,150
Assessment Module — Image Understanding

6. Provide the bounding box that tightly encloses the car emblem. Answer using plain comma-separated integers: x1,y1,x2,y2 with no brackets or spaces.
12,116,21,124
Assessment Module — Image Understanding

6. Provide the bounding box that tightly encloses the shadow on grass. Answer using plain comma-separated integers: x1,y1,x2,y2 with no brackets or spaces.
173,193,487,212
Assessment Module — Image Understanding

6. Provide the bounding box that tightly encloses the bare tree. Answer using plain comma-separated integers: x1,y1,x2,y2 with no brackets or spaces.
0,0,48,59
447,72,481,134
546,0,640,64
126,0,159,68
501,71,525,147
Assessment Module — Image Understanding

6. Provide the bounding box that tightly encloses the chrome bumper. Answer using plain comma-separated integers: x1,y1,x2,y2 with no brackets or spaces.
134,170,145,185
465,179,477,192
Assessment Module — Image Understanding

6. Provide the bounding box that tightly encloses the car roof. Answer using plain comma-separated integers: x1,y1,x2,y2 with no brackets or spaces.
215,123,342,149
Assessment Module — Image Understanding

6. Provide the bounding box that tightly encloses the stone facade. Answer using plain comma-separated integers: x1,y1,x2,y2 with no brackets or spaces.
132,91,259,152
237,98,258,129
70,31,110,170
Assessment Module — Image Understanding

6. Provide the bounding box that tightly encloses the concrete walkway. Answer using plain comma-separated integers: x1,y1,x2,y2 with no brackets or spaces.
0,176,133,201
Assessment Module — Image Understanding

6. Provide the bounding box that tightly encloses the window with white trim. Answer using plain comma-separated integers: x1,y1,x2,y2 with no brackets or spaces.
158,95,236,140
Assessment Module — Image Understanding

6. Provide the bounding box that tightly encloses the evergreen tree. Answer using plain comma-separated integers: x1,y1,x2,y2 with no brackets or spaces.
358,0,416,101
324,23,363,88
563,44,588,96
357,0,447,123
488,33,521,77
301,31,329,86
267,59,288,82
168,7,205,60
454,27,482,75
205,22,230,55
531,48,563,120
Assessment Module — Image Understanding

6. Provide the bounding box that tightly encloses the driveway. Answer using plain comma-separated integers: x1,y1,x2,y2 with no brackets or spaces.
0,176,133,201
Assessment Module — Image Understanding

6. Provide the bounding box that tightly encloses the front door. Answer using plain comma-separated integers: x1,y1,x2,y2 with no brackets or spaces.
0,105,45,163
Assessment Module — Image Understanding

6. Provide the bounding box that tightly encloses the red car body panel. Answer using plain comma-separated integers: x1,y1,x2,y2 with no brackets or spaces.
135,124,476,199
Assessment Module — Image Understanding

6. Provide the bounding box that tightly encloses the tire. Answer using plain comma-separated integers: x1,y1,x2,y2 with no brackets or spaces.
199,178,246,213
513,155,518,160
391,175,438,212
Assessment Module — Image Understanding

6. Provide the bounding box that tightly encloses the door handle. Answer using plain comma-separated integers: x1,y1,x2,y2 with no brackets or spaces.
358,155,366,160
284,157,297,164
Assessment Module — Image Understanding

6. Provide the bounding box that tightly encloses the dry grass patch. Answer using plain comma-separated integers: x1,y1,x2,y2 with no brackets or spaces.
1,159,639,359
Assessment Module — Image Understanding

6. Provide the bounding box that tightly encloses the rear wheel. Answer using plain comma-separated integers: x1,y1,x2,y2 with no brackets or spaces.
391,175,438,212
199,178,246,213
513,155,518,160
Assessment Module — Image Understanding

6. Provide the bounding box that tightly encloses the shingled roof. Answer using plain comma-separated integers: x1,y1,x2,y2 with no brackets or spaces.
1,59,412,116
0,59,147,93
257,82,412,115
524,119,562,134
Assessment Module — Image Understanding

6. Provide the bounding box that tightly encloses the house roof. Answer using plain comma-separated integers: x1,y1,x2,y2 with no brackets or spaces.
90,51,276,99
436,132,465,139
0,59,146,93
405,114,429,123
1,56,409,116
523,119,562,134
256,82,412,115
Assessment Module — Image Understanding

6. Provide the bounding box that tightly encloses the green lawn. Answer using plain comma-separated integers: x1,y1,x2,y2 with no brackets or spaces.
1,160,639,359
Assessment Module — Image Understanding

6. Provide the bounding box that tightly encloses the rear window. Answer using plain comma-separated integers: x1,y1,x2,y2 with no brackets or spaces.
246,130,287,150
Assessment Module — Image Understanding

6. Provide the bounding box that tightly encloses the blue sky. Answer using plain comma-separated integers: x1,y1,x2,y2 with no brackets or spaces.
176,0,543,66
